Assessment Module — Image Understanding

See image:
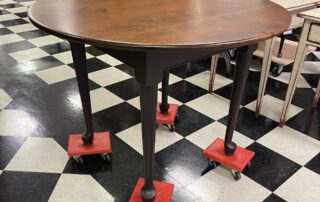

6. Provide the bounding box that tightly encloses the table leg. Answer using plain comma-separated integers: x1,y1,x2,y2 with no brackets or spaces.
255,38,275,117
70,42,94,145
313,80,320,108
224,45,256,155
280,20,311,127
139,83,158,201
160,70,169,113
208,54,218,94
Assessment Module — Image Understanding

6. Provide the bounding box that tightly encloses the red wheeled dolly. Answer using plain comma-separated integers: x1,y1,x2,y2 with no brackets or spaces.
202,45,257,180
156,70,179,132
203,138,254,180
129,178,174,202
68,43,112,164
68,132,112,164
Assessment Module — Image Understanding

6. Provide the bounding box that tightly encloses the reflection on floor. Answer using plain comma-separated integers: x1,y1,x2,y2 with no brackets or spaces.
0,0,319,201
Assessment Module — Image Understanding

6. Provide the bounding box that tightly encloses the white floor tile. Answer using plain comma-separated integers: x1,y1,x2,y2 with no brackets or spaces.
0,14,18,22
9,48,49,62
5,137,69,173
88,67,131,87
116,123,183,155
97,54,123,66
186,122,254,150
68,88,123,113
49,174,114,202
269,72,311,88
257,126,320,165
7,23,37,33
157,73,182,89
186,71,232,91
35,65,75,84
127,91,182,110
53,51,93,64
275,167,320,201
0,89,12,109
0,110,37,137
6,6,29,13
0,33,24,45
301,61,320,74
186,94,230,120
20,1,35,7
29,35,64,47
187,167,271,202
245,94,303,122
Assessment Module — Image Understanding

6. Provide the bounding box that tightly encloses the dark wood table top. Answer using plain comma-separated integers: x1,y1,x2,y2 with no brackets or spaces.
28,0,290,51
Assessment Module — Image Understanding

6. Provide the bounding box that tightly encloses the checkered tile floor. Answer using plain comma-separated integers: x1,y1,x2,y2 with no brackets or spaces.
0,1,320,201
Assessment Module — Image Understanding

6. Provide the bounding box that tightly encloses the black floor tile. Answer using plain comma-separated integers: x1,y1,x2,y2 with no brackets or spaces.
1,18,28,27
291,88,318,109
243,142,301,191
0,41,34,54
114,64,135,77
0,27,12,35
167,80,208,103
302,74,320,88
0,171,60,202
17,56,64,73
93,102,141,134
286,106,319,141
86,46,106,56
69,57,111,73
40,41,70,55
174,104,214,137
0,9,10,15
155,139,208,187
0,136,26,169
15,12,27,18
0,3,23,9
263,193,286,202
219,108,278,140
305,153,320,175
18,29,48,40
105,78,139,101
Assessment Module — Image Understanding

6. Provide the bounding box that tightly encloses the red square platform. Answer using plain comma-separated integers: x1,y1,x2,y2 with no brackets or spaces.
203,138,255,172
156,103,179,124
129,178,174,202
67,132,112,156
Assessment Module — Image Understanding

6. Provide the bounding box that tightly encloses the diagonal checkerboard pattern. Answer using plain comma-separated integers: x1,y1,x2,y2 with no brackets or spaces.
0,0,319,201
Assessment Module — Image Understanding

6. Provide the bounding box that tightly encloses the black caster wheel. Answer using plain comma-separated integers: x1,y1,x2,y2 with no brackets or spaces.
165,124,175,132
101,153,111,162
245,161,251,170
73,156,84,164
271,64,283,77
232,170,241,181
174,113,179,124
209,160,217,169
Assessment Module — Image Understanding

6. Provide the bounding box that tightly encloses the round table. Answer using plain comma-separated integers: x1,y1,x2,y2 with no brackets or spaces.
28,0,290,201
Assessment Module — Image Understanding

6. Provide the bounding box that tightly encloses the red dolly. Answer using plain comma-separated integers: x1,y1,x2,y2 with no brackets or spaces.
202,46,256,180
156,70,179,132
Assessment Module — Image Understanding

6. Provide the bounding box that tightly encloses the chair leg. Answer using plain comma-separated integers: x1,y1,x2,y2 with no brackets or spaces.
255,38,275,117
208,54,218,94
280,20,311,127
313,80,320,108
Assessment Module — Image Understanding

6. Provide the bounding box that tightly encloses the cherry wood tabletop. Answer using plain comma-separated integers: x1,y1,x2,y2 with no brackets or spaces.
28,0,291,51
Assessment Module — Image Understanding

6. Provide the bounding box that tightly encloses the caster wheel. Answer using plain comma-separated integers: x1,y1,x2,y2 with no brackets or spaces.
232,170,241,181
174,113,179,124
209,160,217,169
271,64,283,77
169,124,175,132
73,156,84,164
101,153,111,162
246,161,251,170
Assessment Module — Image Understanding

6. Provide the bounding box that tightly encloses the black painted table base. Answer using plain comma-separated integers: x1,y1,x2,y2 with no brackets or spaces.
69,41,257,201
